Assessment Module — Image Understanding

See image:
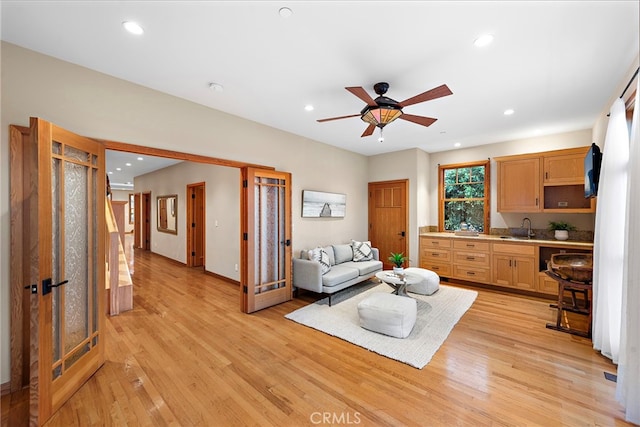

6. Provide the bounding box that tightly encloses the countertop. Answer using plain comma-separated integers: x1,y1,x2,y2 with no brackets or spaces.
419,232,594,248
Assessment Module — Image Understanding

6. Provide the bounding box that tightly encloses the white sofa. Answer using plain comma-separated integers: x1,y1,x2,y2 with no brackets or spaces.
293,242,383,306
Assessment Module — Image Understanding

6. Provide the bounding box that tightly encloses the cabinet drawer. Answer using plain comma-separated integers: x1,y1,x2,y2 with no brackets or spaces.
452,250,490,267
453,240,489,251
453,265,490,283
421,237,452,249
422,248,451,262
491,243,535,256
419,262,452,277
538,274,559,295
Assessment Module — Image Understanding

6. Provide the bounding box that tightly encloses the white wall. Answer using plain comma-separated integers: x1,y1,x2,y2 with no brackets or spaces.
0,42,370,383
134,161,241,281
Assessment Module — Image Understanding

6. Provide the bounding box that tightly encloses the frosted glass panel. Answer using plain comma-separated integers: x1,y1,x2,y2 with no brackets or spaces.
253,177,286,294
64,160,89,352
52,157,61,362
92,168,98,334
64,145,89,162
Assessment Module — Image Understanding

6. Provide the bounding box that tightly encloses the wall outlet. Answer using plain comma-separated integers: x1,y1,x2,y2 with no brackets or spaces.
234,264,238,271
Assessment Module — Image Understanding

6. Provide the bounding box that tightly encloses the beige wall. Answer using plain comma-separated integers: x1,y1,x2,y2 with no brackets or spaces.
0,43,370,383
133,161,241,280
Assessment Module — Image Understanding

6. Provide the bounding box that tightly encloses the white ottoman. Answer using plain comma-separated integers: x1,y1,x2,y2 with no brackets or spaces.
357,293,417,338
405,267,440,295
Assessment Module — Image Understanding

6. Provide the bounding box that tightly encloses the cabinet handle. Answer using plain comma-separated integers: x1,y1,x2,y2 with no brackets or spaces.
466,244,475,248
545,172,549,179
431,241,439,245
467,271,476,276
514,260,517,267
466,256,476,261
432,266,439,270
432,253,440,257
535,197,539,206
509,260,512,267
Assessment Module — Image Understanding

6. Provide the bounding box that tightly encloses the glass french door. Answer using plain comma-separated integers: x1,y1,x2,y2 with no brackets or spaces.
241,168,292,313
30,117,105,424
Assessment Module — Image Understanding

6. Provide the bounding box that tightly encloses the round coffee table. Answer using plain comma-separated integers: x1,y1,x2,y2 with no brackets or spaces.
375,271,421,297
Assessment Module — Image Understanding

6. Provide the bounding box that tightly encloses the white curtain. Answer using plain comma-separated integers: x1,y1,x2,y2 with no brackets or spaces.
616,79,640,424
592,97,629,363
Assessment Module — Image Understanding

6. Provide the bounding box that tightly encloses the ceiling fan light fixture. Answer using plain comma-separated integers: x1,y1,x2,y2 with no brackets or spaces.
361,106,403,128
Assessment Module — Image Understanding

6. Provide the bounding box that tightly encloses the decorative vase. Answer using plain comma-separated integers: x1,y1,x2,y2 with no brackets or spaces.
393,266,404,275
554,230,569,241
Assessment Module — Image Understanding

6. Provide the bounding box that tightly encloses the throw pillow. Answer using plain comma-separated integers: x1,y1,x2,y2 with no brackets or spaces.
352,240,373,262
332,244,354,264
308,247,331,274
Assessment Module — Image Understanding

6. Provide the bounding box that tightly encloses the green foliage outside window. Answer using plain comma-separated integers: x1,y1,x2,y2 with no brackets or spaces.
441,164,488,232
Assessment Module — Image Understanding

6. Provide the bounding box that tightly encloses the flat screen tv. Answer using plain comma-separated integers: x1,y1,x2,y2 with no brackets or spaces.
584,143,602,198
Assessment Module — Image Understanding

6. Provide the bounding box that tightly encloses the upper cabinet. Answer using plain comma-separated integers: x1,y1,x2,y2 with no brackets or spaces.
496,146,595,213
497,156,540,212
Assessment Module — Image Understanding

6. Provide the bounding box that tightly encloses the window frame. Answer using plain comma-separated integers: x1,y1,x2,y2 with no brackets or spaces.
438,160,490,233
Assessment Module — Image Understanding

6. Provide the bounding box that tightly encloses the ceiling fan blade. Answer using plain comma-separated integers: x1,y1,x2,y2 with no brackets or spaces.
399,114,438,127
346,87,377,107
361,124,376,137
317,113,361,123
398,84,453,107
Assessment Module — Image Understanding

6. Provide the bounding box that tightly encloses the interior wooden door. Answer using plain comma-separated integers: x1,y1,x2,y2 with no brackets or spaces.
28,117,106,424
187,182,205,268
142,192,151,250
241,168,292,313
368,180,409,270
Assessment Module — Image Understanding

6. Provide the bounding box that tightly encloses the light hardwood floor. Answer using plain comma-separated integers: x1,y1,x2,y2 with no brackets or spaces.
3,241,629,426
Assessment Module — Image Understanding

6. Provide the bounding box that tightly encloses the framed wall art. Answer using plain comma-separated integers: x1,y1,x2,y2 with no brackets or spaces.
302,190,346,218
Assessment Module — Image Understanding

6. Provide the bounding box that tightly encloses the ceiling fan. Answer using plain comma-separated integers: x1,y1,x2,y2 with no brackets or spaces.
317,82,453,139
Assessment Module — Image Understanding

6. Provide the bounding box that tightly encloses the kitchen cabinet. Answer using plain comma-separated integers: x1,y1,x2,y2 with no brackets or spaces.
496,146,595,213
491,243,536,290
452,240,491,283
419,236,452,276
497,156,540,212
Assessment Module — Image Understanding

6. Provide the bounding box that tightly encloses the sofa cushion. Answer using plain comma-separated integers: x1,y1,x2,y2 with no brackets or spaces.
351,240,373,261
340,260,383,276
323,245,336,266
308,247,331,274
322,265,359,287
332,244,353,264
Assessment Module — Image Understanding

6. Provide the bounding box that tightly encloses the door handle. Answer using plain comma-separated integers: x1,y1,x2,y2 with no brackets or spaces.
281,239,291,246
24,284,37,294
398,231,406,237
42,278,68,296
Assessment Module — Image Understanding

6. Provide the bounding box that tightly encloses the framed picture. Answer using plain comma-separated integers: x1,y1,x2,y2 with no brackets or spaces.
302,190,346,218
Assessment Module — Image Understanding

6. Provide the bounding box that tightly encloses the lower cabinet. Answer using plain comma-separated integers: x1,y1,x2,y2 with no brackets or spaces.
452,240,491,283
491,243,536,290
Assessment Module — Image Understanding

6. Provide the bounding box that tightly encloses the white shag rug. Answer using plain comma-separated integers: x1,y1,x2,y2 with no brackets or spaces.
286,282,477,369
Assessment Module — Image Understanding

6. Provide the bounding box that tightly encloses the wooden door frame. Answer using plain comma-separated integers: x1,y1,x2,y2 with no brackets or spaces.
186,182,206,268
368,179,410,269
133,193,141,248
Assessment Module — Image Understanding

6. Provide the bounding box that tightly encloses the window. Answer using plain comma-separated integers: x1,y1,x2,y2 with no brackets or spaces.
439,161,490,233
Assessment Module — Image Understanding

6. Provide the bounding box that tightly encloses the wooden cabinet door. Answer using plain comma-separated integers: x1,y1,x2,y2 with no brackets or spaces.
543,151,587,184
497,158,541,212
492,255,514,287
512,256,536,290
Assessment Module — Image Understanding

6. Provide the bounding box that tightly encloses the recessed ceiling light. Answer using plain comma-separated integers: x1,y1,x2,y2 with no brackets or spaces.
209,82,224,92
504,109,515,116
116,167,122,171
137,157,144,161
122,21,144,35
454,142,462,148
474,34,494,47
279,7,293,18
108,171,113,174
125,162,132,166
304,105,314,111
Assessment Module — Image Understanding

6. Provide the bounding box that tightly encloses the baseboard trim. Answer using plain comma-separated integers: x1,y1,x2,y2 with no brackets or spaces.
1,381,11,396
204,269,240,286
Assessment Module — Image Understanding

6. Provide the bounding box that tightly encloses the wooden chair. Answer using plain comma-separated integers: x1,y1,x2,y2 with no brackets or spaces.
544,270,592,338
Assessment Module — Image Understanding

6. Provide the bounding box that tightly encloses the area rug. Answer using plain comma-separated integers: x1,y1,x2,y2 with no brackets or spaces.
285,282,477,369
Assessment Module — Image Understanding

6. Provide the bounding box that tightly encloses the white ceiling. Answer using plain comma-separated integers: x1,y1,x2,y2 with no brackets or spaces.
105,150,181,190
2,1,639,165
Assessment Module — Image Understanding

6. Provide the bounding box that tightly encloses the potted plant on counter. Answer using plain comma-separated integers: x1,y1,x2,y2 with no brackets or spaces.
388,252,407,275
548,221,576,241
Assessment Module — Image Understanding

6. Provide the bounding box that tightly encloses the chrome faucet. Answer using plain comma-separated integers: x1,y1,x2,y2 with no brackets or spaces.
521,217,535,239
